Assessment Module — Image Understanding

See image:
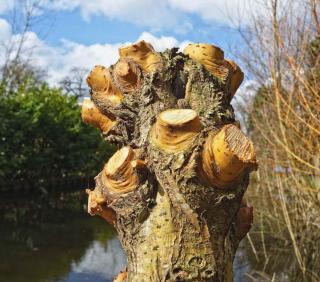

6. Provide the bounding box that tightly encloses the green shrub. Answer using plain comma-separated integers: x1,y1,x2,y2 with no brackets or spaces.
0,82,114,191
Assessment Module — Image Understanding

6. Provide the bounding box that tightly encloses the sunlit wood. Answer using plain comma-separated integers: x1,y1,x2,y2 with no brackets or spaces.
184,43,224,62
200,124,257,187
86,65,123,105
119,40,162,72
150,109,201,153
86,189,116,225
184,44,244,95
81,99,116,134
102,147,141,196
225,59,244,98
114,58,142,93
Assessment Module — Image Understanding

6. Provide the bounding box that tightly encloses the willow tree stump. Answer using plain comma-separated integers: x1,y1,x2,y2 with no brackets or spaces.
82,41,257,282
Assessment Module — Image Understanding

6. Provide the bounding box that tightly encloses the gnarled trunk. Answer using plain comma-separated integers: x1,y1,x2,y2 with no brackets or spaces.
83,41,257,282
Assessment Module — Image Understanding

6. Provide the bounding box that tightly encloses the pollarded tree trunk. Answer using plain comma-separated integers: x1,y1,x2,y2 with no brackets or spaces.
82,41,257,282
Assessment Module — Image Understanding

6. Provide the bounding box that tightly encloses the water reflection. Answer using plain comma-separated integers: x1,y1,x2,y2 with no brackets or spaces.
0,214,126,282
0,191,126,282
62,239,126,282
0,193,253,282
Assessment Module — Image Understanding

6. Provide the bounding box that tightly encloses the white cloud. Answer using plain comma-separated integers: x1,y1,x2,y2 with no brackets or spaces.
48,32,187,85
1,0,265,31
231,79,258,132
0,1,13,14
137,32,179,51
1,0,305,32
0,18,12,64
0,18,11,40
42,0,267,29
136,32,192,52
43,0,192,33
48,40,123,83
0,20,186,85
71,239,126,279
168,0,262,26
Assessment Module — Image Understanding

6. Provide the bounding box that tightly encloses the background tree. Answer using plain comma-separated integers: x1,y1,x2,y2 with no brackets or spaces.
0,73,114,192
0,1,115,193
60,67,90,99
233,0,320,280
0,0,53,94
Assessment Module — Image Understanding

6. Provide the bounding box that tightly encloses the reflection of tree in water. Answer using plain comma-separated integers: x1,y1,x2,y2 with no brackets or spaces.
0,192,120,282
0,191,89,224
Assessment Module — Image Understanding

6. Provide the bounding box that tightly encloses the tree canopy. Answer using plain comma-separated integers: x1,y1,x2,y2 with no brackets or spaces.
0,80,114,191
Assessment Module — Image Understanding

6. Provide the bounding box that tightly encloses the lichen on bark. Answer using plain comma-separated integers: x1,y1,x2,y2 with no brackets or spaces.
82,41,257,282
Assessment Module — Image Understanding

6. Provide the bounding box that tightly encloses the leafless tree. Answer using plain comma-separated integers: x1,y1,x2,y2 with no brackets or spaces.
0,0,53,93
233,0,320,280
59,67,90,98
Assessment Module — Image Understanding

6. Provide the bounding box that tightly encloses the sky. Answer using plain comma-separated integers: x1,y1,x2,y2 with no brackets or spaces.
0,0,260,86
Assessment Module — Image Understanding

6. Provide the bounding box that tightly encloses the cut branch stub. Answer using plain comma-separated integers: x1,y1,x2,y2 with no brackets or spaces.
184,43,231,83
119,40,162,73
86,189,116,225
200,124,257,188
226,59,244,98
150,109,201,153
101,146,142,197
81,99,116,134
184,43,224,62
184,43,244,97
113,58,142,93
86,65,123,106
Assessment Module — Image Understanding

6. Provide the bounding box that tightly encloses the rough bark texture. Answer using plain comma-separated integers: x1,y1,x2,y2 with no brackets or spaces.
83,41,257,282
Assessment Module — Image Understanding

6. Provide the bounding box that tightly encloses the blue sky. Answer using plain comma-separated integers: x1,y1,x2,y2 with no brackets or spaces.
45,9,240,48
0,0,257,85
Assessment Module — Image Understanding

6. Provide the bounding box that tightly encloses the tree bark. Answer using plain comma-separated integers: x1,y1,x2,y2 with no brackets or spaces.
82,41,258,282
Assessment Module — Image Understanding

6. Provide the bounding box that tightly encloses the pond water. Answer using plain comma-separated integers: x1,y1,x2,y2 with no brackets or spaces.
0,193,253,282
